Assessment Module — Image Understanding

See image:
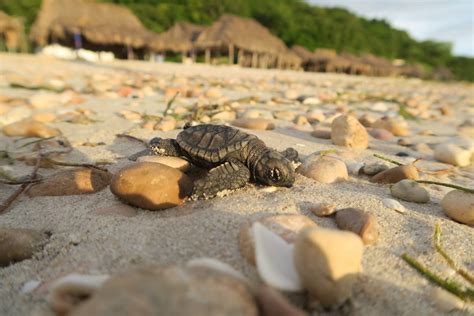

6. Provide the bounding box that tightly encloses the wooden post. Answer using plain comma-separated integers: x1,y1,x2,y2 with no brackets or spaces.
251,52,258,68
277,54,283,69
228,44,234,65
181,50,186,63
205,48,211,64
237,49,243,66
191,50,196,62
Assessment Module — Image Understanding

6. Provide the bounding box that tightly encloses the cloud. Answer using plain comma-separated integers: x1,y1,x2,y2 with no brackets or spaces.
308,0,474,56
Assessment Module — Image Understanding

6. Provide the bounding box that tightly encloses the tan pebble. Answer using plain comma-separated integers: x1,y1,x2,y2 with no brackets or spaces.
390,180,430,203
211,111,236,122
335,208,379,245
120,110,142,121
136,156,191,172
441,190,474,226
439,106,452,116
284,89,299,100
232,118,275,130
358,114,376,127
294,115,309,126
3,120,61,137
0,228,48,267
373,116,410,136
28,168,112,197
306,110,325,123
274,111,296,121
368,128,394,141
29,92,67,109
331,115,369,149
361,163,389,176
309,203,337,217
297,156,348,183
110,162,193,210
154,118,176,131
434,143,471,167
31,112,57,123
71,265,258,316
92,203,138,217
429,287,465,312
141,121,155,130
256,285,307,316
293,227,363,306
371,165,418,183
205,88,222,99
239,214,317,265
311,128,331,139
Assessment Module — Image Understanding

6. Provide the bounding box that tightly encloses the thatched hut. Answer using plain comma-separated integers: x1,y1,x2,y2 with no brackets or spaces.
312,48,350,73
339,53,374,76
360,54,397,76
30,0,161,59
194,14,293,68
292,45,319,71
0,11,24,52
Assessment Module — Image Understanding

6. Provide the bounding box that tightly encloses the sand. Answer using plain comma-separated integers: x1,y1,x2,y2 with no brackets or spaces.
0,54,473,315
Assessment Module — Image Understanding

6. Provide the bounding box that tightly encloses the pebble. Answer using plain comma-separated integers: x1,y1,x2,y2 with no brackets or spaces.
429,287,465,312
302,97,321,105
256,285,307,316
415,143,433,154
239,214,317,265
211,111,236,122
0,106,32,126
297,155,348,183
390,180,430,203
154,118,176,131
367,128,394,141
306,109,325,123
205,87,222,99
361,162,389,176
110,162,193,210
294,115,309,126
293,227,363,306
358,114,376,127
441,190,474,225
92,203,138,217
136,156,191,172
71,265,258,316
3,120,61,137
232,118,275,130
274,111,296,121
331,115,369,149
28,168,112,197
31,112,57,123
240,109,274,120
335,208,379,245
371,164,419,183
309,203,337,217
382,198,406,214
120,110,142,121
284,89,299,100
372,116,410,136
433,144,471,167
29,92,68,109
0,228,48,266
311,128,331,139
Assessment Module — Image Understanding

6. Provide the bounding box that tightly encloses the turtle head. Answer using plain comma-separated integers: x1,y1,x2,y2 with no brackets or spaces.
255,150,295,187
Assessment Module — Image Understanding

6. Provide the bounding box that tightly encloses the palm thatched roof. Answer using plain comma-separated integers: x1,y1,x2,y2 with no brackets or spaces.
30,0,160,48
291,45,316,62
150,22,205,52
195,14,288,55
0,10,22,34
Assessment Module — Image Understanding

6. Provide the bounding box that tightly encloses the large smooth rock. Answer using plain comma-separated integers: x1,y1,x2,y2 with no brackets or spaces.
71,265,258,316
331,115,369,149
3,120,61,138
433,144,471,167
136,156,191,172
372,116,410,136
441,190,474,226
297,155,348,183
110,162,193,210
371,165,418,184
28,168,111,197
390,180,430,203
335,208,379,245
239,214,317,265
0,228,48,266
294,227,363,306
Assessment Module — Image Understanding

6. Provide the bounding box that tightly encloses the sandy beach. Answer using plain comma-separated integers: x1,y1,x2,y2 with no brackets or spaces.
0,53,473,315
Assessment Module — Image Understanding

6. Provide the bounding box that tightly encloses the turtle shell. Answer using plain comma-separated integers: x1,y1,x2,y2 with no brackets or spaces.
177,124,256,163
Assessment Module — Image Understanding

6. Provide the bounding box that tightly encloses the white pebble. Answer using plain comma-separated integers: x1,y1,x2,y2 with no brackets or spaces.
382,198,406,214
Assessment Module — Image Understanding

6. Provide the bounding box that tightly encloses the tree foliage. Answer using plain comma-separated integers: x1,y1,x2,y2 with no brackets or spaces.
0,0,472,81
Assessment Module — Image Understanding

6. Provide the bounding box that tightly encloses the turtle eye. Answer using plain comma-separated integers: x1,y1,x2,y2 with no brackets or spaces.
269,168,281,182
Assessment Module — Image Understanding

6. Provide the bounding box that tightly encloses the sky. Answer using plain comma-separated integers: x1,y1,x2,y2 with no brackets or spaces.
309,0,474,57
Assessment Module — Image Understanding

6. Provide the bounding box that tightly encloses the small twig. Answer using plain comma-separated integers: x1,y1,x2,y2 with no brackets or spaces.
44,157,108,172
0,178,41,185
401,254,474,302
373,154,403,166
434,223,474,285
0,152,43,214
19,136,56,148
163,92,180,117
116,134,147,146
416,180,474,194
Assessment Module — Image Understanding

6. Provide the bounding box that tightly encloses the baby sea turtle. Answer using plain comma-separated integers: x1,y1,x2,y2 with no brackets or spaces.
146,124,298,198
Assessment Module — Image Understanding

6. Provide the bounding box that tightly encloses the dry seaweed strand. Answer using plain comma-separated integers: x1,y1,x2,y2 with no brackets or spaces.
434,223,474,285
163,91,180,117
0,152,43,214
44,157,109,172
116,134,148,146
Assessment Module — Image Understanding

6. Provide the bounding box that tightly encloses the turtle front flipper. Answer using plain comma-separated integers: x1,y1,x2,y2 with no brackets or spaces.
280,147,299,163
149,137,184,157
193,159,250,199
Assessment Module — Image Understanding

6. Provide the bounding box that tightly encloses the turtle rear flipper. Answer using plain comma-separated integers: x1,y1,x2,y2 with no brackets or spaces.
193,159,250,199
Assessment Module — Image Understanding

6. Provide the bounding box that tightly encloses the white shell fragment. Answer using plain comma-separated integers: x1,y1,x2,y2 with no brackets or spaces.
252,222,303,292
187,257,248,284
21,280,41,294
382,198,407,214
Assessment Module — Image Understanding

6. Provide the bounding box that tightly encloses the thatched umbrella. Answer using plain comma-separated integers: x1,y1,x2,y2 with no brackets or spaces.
292,45,319,71
149,22,205,61
30,0,161,58
360,54,397,76
312,48,350,73
194,14,289,68
340,53,373,76
0,10,24,51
